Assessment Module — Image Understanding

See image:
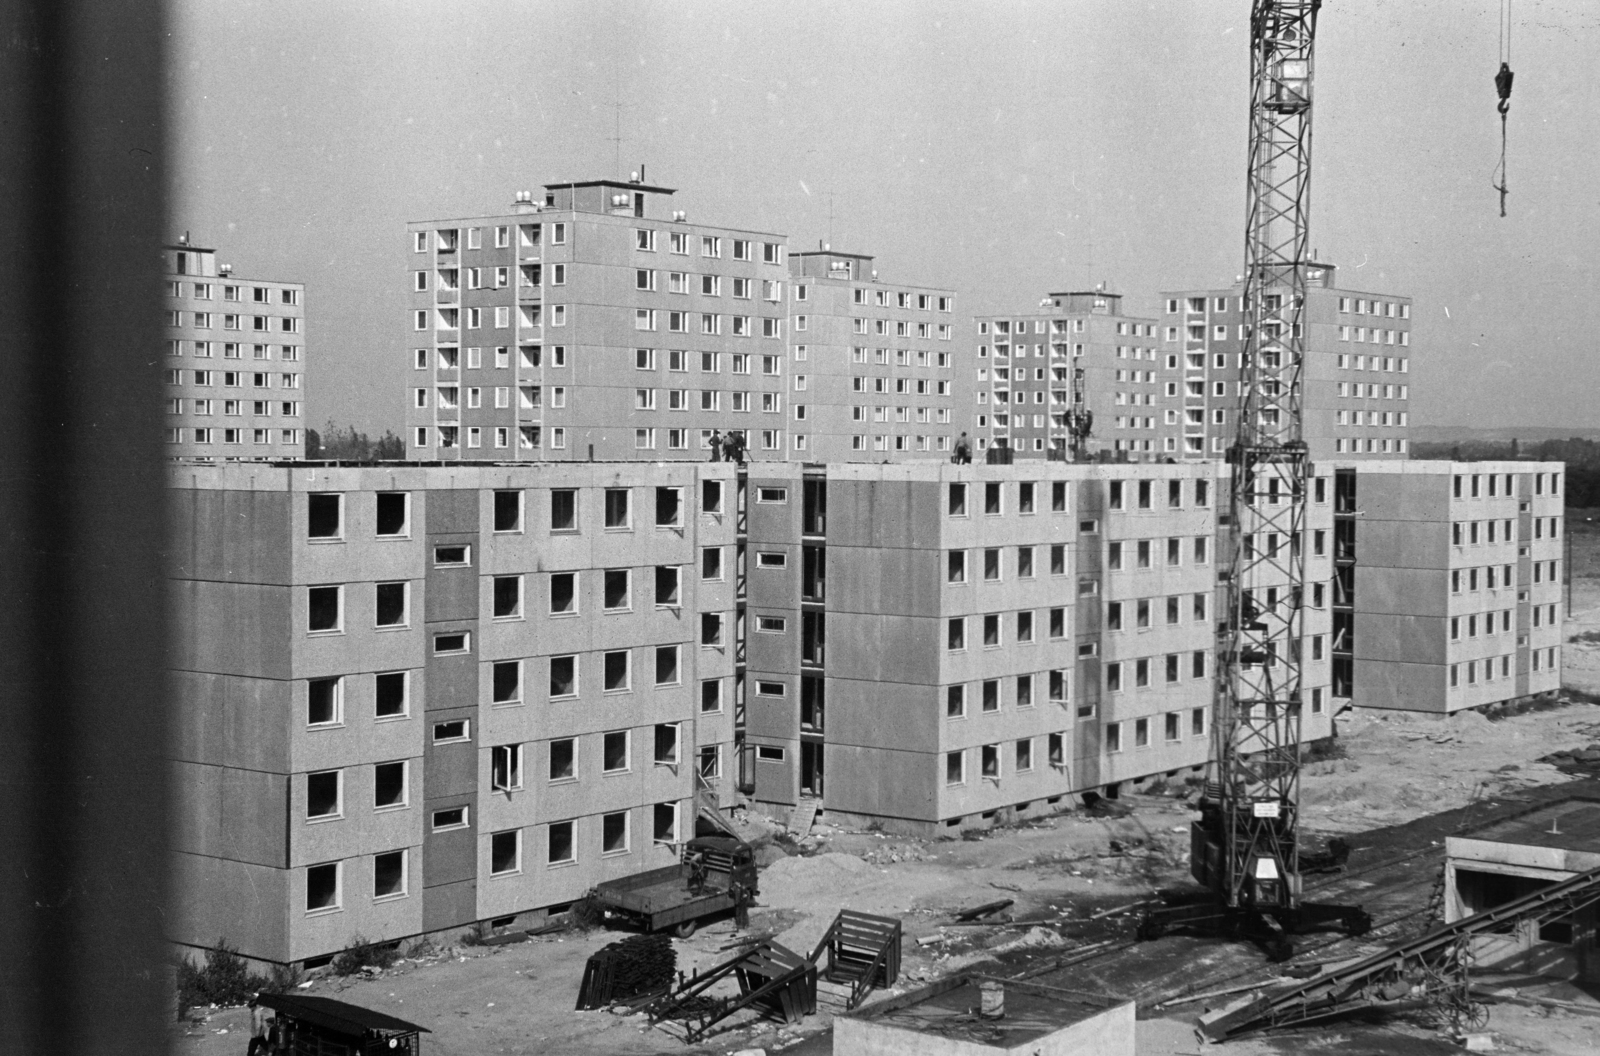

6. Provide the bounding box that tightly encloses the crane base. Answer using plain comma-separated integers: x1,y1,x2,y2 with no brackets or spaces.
1136,898,1371,963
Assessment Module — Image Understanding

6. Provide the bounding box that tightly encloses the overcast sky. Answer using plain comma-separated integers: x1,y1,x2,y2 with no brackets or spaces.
171,0,1600,437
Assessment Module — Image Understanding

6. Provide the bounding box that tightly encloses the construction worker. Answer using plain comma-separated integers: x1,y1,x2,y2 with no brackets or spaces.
708,429,722,462
953,432,972,465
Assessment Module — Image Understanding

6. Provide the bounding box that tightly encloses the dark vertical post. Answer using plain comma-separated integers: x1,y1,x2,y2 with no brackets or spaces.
0,2,169,1054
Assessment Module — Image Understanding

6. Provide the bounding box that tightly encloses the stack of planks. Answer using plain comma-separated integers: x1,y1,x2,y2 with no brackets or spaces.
574,933,677,1010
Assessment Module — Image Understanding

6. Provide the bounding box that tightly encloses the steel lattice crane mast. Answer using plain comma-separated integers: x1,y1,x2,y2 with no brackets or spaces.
1139,0,1368,959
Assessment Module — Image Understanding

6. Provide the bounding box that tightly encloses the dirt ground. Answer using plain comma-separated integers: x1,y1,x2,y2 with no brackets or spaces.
172,527,1600,1056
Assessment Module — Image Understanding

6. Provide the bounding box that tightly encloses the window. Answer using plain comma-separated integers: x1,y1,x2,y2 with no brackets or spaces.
367,671,408,720
548,821,576,865
656,486,683,526
548,738,577,782
603,650,631,692
948,617,966,651
374,582,408,627
434,543,471,566
489,830,522,876
307,585,343,634
946,751,965,786
306,770,342,820
548,571,577,615
549,655,577,698
983,613,1000,647
655,723,681,765
655,565,681,606
600,812,630,856
655,645,680,686
491,744,523,791
603,488,631,529
372,850,406,900
432,718,470,744
492,575,522,619
306,676,342,727
981,744,1000,779
947,550,967,583
305,863,340,913
756,615,787,633
307,493,342,540
489,659,522,706
550,489,577,531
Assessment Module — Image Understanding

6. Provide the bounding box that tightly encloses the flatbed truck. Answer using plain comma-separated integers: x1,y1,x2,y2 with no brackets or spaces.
589,836,758,938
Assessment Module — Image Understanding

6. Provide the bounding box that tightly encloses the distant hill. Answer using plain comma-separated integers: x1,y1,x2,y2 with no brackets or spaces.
1412,425,1600,444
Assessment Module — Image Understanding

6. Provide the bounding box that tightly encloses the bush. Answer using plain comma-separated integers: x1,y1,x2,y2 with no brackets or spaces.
1302,736,1347,764
175,938,272,1017
330,934,400,976
568,895,604,933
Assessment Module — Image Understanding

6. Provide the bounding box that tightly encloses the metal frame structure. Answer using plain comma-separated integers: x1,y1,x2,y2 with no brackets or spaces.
1199,863,1600,1040
1216,0,1320,918
1139,0,1367,959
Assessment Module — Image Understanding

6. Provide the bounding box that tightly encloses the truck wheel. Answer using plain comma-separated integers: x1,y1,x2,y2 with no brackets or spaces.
674,920,698,939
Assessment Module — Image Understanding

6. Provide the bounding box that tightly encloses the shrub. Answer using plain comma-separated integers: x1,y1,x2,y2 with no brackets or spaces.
330,934,400,976
175,938,271,1017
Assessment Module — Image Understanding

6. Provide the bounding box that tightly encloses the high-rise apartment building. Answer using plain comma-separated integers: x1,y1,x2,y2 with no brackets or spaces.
163,238,307,458
786,249,962,461
404,181,961,463
168,457,1553,966
1159,263,1414,461
971,290,1165,461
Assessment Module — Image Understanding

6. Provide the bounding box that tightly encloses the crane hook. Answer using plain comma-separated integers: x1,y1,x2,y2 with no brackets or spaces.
1493,62,1514,216
1495,61,1514,115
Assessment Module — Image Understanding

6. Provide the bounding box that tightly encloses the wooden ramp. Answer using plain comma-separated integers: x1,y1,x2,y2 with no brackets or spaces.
809,909,902,1011
787,798,818,840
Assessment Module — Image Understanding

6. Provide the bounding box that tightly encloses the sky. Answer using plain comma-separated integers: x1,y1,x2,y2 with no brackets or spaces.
170,0,1600,437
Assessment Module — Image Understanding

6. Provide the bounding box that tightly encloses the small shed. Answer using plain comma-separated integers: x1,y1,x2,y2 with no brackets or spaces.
834,973,1134,1056
250,992,431,1055
1444,798,1600,983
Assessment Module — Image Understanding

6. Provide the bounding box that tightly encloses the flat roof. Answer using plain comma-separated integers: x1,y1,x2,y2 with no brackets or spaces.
543,179,677,195
254,993,429,1036
849,972,1119,1046
1468,800,1600,855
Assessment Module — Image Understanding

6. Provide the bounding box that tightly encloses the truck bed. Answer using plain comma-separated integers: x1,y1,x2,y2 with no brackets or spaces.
596,866,731,916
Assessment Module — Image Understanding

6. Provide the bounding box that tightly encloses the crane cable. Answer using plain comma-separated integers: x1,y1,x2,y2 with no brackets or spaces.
1493,0,1514,217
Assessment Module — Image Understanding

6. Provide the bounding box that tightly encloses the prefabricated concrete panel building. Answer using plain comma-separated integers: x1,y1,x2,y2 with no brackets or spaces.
166,457,1563,964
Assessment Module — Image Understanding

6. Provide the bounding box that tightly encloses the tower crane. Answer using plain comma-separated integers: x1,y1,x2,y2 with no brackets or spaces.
1137,0,1369,960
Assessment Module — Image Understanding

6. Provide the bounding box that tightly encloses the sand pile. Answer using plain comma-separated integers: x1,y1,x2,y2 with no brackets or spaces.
758,853,878,907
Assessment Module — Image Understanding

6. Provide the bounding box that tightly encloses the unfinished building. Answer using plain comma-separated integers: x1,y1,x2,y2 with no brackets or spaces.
167,458,1562,965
